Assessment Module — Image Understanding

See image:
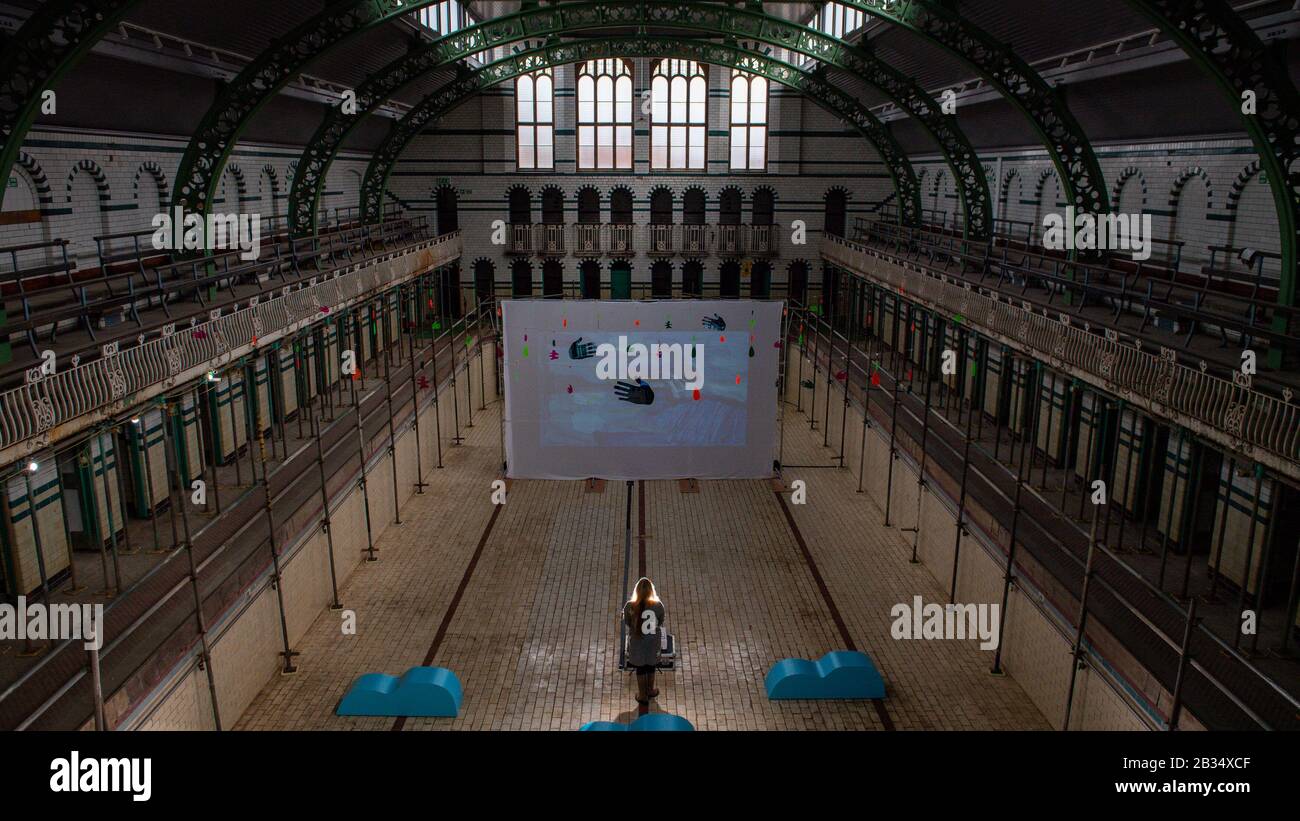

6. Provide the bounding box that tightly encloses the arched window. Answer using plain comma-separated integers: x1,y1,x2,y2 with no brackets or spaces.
787,260,809,305
650,189,674,225
578,59,633,170
511,259,533,297
719,260,741,299
577,188,601,224
541,187,564,224
516,69,554,170
751,188,774,225
719,188,742,225
580,260,601,299
610,187,634,224
750,261,771,299
683,189,706,225
651,60,707,170
681,260,704,298
542,259,564,299
474,258,495,304
508,187,532,225
824,189,847,238
730,71,768,171
651,261,674,298
435,186,458,234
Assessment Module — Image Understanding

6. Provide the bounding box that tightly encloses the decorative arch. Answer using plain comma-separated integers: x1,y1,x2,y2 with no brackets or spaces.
824,186,850,239
472,256,495,304
609,186,634,224
1170,166,1215,211
132,161,168,206
506,184,532,225
539,184,565,224
1109,166,1149,214
1226,160,1262,213
998,167,1022,212
751,185,776,226
682,186,707,225
216,163,247,210
65,158,109,207
1033,167,1060,204
649,185,675,225
718,185,743,225
576,185,602,224
15,151,51,206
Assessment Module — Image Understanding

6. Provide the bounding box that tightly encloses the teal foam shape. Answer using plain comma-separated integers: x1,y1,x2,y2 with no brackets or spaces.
336,667,463,717
765,650,885,700
579,713,695,732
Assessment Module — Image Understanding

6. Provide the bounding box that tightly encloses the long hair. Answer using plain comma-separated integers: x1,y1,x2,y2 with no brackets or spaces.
627,577,659,625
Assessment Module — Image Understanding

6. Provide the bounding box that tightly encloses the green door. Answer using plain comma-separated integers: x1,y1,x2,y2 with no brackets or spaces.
611,261,632,300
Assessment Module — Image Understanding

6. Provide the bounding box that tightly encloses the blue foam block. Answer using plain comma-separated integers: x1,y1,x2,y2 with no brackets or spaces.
336,667,463,717
579,713,695,732
764,650,885,700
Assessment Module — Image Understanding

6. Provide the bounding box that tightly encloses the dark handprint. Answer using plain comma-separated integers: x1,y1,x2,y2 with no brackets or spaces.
569,336,598,360
614,379,655,406
703,314,726,331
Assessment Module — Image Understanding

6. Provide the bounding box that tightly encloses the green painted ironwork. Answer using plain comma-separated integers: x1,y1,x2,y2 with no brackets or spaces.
290,2,990,238
834,0,1110,217
1124,0,1298,317
356,37,919,226
0,1,137,212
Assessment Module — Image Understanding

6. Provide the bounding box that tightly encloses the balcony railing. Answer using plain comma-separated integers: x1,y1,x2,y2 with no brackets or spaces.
573,224,601,255
608,224,634,256
498,223,778,258
647,224,675,256
507,223,533,255
715,224,743,256
682,224,709,255
538,223,565,256
749,224,777,257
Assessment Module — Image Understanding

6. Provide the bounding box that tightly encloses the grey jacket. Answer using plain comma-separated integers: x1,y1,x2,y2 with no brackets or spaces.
624,601,666,667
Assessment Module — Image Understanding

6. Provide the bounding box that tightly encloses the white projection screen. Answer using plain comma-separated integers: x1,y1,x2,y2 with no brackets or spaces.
503,299,784,480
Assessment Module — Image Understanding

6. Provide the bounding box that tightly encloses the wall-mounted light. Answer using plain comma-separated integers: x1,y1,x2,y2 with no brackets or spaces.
207,370,221,382
27,461,39,473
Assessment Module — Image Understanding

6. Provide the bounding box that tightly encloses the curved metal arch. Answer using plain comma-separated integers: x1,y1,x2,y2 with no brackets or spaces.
289,2,990,239
1122,0,1299,311
0,1,137,211
358,38,920,227
831,0,1109,218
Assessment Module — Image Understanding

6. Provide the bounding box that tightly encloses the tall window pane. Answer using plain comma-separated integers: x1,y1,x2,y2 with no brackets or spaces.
516,69,554,170
729,70,767,171
577,60,633,170
652,60,707,170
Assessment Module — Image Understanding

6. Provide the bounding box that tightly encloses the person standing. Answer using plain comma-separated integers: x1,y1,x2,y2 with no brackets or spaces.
624,577,666,713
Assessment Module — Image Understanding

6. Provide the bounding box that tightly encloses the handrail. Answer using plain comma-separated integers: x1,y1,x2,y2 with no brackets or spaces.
0,230,462,466
823,234,1300,479
789,303,1299,728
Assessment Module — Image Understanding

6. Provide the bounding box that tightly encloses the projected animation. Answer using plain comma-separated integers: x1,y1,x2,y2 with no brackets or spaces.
539,326,748,447
503,300,783,480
